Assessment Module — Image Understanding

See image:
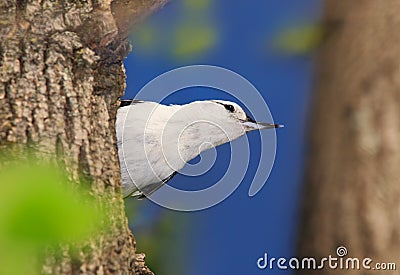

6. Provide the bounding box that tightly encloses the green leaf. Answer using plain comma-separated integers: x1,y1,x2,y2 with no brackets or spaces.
273,23,324,55
173,24,216,60
0,163,102,247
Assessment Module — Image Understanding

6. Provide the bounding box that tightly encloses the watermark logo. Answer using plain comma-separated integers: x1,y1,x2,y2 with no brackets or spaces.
256,246,396,271
336,245,347,257
120,65,279,211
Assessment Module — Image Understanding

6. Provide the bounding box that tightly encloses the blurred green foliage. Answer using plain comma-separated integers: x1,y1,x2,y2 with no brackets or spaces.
132,0,217,62
0,161,103,275
133,24,159,55
273,23,324,55
184,0,211,10
173,23,216,59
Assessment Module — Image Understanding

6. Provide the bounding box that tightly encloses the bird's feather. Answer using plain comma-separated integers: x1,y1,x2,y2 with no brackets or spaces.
136,171,178,199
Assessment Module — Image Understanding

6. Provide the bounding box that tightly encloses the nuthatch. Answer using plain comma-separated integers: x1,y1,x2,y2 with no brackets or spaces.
116,100,282,199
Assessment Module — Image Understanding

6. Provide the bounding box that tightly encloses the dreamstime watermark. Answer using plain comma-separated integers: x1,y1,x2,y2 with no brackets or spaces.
120,65,279,211
257,246,397,271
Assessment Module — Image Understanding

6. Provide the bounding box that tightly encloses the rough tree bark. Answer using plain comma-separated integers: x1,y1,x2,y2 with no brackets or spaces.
0,0,167,274
299,1,400,274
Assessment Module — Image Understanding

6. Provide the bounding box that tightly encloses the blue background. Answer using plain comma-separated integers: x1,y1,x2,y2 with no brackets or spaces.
123,0,322,274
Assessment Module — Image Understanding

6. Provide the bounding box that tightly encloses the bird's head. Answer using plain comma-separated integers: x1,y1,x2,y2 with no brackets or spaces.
208,100,283,132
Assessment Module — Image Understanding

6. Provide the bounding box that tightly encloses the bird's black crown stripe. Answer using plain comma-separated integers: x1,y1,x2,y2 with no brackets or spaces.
119,99,144,108
119,100,133,107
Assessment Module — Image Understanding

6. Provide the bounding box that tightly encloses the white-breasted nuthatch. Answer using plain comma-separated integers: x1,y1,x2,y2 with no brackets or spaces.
116,99,282,199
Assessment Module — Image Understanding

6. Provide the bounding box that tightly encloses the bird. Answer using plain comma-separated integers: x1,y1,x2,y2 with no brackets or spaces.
116,99,283,199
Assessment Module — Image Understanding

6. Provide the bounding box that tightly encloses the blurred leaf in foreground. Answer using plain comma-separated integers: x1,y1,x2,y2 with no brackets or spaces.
0,161,102,275
272,23,324,55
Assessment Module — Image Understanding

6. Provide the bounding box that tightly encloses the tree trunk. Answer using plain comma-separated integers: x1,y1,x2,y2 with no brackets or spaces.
299,1,400,274
0,0,166,274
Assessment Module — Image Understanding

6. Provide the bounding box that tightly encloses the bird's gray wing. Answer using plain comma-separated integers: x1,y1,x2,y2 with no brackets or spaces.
119,99,145,108
136,171,178,200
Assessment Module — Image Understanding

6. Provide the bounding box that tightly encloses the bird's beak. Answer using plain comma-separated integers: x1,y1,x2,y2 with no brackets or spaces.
241,116,284,131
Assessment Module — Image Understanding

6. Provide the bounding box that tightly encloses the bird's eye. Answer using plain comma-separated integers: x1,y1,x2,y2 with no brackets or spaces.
224,104,235,112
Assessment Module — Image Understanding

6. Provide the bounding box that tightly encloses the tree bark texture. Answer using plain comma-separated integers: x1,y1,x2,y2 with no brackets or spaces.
299,1,400,274
0,0,166,274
